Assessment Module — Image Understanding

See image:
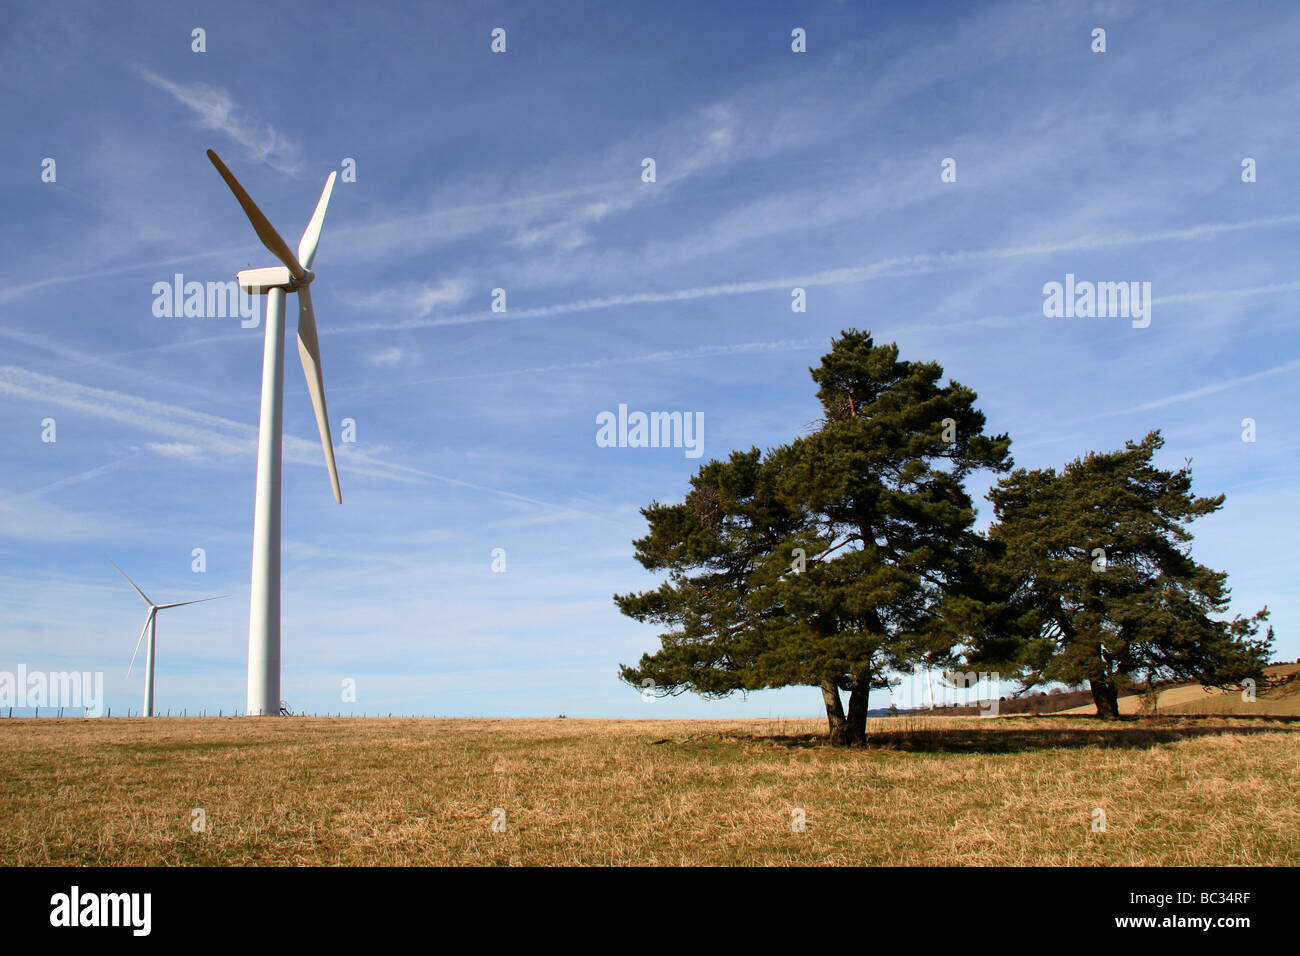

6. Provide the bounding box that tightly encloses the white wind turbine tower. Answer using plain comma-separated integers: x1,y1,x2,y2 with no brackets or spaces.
206,149,342,717
105,557,227,717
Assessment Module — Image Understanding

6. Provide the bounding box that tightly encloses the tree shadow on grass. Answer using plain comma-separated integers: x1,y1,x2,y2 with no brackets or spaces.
662,714,1300,754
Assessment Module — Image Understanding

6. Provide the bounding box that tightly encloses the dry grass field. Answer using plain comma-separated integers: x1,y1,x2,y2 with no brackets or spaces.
2,715,1297,866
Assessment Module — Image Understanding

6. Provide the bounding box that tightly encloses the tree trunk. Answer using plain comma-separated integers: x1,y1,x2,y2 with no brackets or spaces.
1090,678,1121,719
845,684,870,746
821,681,847,745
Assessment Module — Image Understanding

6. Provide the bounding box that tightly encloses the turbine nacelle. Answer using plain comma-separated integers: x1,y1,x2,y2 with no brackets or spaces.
237,266,315,294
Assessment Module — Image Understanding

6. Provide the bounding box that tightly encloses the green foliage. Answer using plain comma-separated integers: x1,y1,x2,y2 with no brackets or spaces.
964,431,1273,702
616,330,1012,741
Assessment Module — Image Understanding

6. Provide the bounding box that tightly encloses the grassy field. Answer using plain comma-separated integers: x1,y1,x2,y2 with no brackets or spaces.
2,715,1297,866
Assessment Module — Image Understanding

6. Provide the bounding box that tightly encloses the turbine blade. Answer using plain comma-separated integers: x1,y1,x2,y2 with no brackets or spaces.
206,149,305,280
297,285,343,504
103,554,152,607
127,608,155,678
155,595,230,610
298,171,337,271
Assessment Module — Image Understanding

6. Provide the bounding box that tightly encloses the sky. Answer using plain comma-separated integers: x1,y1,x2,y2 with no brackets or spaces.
0,0,1296,719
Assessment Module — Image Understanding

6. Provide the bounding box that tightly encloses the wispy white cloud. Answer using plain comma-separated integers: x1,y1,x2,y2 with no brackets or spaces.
366,347,408,367
339,337,827,395
144,442,205,461
135,66,301,175
0,246,240,305
348,278,471,319
1121,359,1300,416
334,214,1300,334
0,366,253,457
333,94,822,264
0,459,133,508
0,366,588,516
898,281,1300,336
1012,358,1300,450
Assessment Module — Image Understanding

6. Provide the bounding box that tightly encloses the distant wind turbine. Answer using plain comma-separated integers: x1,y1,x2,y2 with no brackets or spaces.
205,149,342,716
105,556,227,717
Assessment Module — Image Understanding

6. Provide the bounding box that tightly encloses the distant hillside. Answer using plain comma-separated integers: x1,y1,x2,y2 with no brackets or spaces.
907,688,1107,717
898,663,1300,718
887,687,1108,717
1153,664,1300,717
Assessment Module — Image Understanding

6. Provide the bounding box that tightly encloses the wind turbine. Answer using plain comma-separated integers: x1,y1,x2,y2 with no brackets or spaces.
105,557,227,717
205,149,342,716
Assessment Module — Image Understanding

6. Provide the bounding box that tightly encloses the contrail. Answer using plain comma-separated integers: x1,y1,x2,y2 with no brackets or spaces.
333,213,1300,334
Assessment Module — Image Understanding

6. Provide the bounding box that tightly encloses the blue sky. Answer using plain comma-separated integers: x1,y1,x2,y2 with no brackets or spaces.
1,0,1296,719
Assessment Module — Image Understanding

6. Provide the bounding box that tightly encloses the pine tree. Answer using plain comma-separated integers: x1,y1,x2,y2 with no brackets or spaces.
616,330,1012,744
965,431,1272,717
